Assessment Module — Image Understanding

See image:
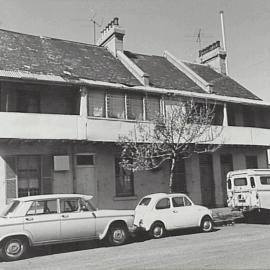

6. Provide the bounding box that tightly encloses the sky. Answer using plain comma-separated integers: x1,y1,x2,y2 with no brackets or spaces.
0,0,269,101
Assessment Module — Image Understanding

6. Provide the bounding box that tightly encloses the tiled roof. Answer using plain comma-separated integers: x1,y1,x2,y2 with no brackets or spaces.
0,29,140,86
124,51,204,93
184,62,261,100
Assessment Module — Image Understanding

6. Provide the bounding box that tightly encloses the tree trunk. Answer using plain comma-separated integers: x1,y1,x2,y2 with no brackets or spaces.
169,155,176,193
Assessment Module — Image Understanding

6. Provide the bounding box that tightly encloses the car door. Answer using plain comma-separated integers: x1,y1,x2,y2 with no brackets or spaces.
59,197,96,241
24,199,60,244
154,198,175,229
171,196,198,228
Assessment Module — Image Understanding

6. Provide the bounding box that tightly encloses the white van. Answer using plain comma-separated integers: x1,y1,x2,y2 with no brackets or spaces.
227,169,270,214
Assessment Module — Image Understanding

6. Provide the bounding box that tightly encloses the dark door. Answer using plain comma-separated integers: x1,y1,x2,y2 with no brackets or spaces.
172,157,186,193
199,154,215,207
220,154,233,206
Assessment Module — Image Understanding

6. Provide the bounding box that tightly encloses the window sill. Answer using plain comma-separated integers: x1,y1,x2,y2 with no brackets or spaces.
113,196,138,201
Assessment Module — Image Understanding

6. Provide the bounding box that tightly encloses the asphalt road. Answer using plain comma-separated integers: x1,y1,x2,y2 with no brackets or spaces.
1,223,270,270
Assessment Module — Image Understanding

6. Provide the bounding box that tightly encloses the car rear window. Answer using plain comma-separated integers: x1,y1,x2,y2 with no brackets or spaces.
1,200,20,217
234,178,247,186
139,198,151,206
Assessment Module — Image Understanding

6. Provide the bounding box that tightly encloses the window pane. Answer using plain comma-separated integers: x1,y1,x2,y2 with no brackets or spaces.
76,155,94,166
27,200,57,215
260,177,270,185
60,198,79,213
115,158,134,197
146,96,160,120
139,198,151,206
246,155,258,169
88,90,105,117
156,198,170,209
107,92,125,119
184,197,192,206
234,178,247,186
172,197,185,207
127,94,143,120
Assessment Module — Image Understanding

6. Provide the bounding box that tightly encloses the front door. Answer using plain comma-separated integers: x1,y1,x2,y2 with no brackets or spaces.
200,154,215,207
171,196,198,228
24,199,60,244
59,197,96,240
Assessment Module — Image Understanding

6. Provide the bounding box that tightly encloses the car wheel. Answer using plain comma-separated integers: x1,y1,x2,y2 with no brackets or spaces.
200,216,214,232
0,237,28,261
150,222,165,239
107,225,128,246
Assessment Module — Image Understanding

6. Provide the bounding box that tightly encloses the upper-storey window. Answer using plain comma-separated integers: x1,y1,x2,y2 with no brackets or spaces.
243,106,256,127
107,92,125,119
145,95,160,120
17,90,40,113
127,94,143,120
88,90,106,117
164,98,182,117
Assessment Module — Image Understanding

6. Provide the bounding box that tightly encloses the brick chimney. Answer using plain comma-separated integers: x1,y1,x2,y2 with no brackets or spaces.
97,17,125,57
198,41,227,75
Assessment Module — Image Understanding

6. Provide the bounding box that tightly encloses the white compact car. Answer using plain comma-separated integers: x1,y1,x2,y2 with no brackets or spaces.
133,193,213,238
0,194,134,261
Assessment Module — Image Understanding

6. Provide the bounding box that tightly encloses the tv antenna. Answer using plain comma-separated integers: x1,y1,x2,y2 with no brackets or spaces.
184,28,213,50
90,11,103,45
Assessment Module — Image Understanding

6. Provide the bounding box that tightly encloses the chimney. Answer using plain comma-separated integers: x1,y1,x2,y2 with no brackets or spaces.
97,17,125,57
198,41,227,75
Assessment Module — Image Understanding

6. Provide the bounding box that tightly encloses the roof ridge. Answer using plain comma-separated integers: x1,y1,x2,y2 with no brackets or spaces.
0,28,101,48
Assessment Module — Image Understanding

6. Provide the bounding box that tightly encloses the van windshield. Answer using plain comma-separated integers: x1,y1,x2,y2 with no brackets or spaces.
234,178,247,186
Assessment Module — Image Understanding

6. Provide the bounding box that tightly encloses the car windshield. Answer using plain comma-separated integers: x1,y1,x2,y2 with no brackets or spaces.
0,200,20,217
85,198,97,211
139,197,151,206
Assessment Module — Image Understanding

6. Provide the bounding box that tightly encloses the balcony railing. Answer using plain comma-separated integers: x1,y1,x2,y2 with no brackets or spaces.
0,112,270,147
0,112,86,140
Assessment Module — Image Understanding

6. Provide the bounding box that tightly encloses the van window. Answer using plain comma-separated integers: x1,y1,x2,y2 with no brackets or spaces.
227,179,232,190
234,178,247,186
260,177,270,185
250,177,256,188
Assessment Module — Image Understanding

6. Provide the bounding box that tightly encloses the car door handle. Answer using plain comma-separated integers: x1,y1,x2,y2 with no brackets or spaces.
61,214,69,218
173,210,178,213
25,217,34,221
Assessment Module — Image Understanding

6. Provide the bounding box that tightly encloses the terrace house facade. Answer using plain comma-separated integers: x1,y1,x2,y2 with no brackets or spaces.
0,18,270,210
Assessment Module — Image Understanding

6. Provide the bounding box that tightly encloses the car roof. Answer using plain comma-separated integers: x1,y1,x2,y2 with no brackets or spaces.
227,169,270,177
13,194,93,202
143,193,187,200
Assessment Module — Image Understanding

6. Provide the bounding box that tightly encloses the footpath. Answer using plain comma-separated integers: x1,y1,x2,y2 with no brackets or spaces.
212,207,243,226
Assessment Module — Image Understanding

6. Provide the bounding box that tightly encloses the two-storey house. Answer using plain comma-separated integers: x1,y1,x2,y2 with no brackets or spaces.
0,18,270,210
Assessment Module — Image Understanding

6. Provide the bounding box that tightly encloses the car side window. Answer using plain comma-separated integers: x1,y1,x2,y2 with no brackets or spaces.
156,198,170,210
172,197,185,207
26,200,57,215
60,198,80,213
184,197,192,206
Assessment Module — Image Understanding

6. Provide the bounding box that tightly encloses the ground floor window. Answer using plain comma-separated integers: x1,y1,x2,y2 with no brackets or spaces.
115,158,134,197
5,155,53,202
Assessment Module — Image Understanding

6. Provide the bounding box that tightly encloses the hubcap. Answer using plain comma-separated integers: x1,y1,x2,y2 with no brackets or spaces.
153,226,163,237
113,229,125,243
6,240,23,257
203,220,212,231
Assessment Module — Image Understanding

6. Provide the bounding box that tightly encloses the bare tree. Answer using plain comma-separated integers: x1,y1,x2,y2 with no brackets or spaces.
118,98,223,193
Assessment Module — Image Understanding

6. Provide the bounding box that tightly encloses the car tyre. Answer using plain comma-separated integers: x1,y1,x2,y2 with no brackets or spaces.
149,222,165,239
200,216,214,232
107,224,128,246
0,237,29,261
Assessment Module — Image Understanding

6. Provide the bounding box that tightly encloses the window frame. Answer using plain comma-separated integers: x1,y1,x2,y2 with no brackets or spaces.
75,153,95,167
115,158,135,197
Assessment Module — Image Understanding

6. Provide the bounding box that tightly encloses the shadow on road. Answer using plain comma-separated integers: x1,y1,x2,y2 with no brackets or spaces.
27,228,221,259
